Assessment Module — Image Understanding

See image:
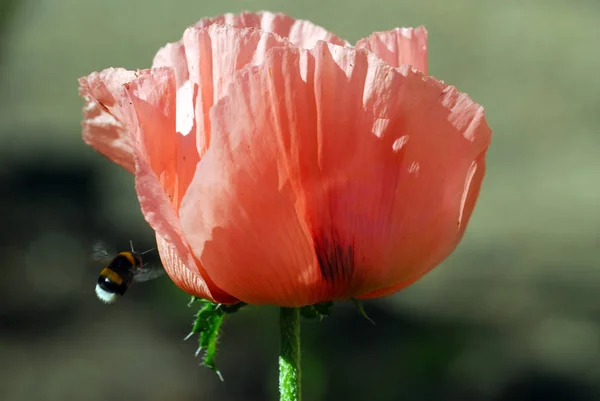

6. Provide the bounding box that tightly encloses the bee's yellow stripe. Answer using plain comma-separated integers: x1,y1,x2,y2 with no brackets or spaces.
118,251,136,266
100,267,123,285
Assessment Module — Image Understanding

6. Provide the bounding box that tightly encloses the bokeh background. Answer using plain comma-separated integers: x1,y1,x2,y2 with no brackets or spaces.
1,0,598,400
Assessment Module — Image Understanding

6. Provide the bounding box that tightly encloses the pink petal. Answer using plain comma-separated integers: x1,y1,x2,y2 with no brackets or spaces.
180,24,292,157
120,68,193,208
80,67,230,301
356,26,428,74
78,68,141,172
118,68,234,303
193,10,349,48
179,42,490,306
152,42,189,86
152,24,293,160
179,45,320,306
152,42,196,137
359,155,487,300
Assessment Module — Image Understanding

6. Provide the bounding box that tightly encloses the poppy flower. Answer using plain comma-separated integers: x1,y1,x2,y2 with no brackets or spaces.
79,11,491,307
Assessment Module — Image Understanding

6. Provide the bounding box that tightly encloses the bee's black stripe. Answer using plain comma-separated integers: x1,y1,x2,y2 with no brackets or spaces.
97,252,143,298
97,275,129,296
117,251,138,266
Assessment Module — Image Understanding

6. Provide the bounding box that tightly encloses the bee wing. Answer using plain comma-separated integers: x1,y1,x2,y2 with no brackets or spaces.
92,240,116,263
132,264,166,283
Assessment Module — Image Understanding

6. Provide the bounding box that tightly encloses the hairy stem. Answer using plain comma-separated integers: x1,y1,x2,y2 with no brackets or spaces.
279,307,301,401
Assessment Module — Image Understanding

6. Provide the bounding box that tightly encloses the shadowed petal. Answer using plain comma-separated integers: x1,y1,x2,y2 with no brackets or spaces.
358,155,487,299
359,152,487,299
155,233,237,304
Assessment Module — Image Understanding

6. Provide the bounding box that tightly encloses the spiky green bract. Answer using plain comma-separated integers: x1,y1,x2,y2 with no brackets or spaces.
185,297,246,380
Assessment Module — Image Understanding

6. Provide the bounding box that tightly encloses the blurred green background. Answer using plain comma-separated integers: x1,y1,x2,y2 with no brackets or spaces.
0,0,599,400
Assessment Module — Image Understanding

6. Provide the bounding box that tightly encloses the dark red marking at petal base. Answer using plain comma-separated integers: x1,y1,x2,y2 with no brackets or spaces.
313,230,355,283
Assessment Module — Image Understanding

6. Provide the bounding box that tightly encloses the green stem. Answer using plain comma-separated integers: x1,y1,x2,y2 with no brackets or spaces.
279,307,301,401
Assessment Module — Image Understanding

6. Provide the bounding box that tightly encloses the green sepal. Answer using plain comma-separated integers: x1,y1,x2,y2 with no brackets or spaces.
300,301,334,320
351,298,375,325
185,297,246,380
187,295,199,307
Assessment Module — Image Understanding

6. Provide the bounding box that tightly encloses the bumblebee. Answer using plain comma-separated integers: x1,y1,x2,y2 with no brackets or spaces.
93,241,164,304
